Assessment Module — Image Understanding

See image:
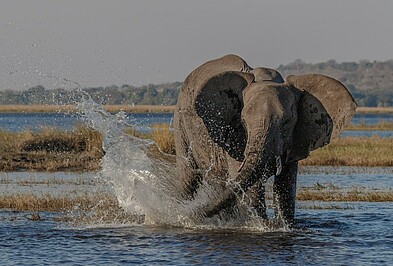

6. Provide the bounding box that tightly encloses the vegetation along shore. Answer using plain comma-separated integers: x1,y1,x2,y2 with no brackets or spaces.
0,185,392,222
0,104,393,114
0,123,392,172
2,59,393,107
0,104,176,113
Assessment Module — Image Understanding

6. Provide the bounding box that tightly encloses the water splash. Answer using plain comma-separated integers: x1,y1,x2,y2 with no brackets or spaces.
76,95,290,232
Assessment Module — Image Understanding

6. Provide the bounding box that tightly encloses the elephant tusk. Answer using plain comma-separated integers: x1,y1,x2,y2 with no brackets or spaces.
275,156,282,176
237,160,245,172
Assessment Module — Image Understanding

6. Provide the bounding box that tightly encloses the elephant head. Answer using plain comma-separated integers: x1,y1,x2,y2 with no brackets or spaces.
174,54,356,221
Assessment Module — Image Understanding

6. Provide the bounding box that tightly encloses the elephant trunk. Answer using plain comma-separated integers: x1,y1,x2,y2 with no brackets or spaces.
235,84,284,190
198,84,287,218
200,125,278,218
236,122,279,191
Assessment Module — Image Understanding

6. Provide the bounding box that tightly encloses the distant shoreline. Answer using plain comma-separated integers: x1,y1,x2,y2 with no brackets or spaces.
0,105,392,114
0,104,176,113
355,107,393,114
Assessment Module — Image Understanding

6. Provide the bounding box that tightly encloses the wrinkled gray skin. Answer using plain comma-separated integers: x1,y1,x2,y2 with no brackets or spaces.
174,54,356,224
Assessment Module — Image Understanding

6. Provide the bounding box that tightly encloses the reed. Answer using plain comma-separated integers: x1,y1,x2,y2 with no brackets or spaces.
0,176,96,186
0,192,124,214
149,123,176,155
1,123,393,171
345,121,393,131
103,105,175,113
0,105,76,113
2,105,392,114
0,187,391,214
296,204,355,210
301,136,393,166
139,126,393,167
356,107,393,114
0,192,143,225
0,125,103,172
297,187,393,202
0,104,175,113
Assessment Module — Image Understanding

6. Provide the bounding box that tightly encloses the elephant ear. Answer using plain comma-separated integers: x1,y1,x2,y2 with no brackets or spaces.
287,74,357,161
195,71,254,161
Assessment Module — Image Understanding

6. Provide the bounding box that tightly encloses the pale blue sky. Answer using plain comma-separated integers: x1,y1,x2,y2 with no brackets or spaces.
1,0,393,90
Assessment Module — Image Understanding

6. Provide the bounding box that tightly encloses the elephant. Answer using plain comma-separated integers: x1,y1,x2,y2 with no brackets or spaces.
173,54,356,224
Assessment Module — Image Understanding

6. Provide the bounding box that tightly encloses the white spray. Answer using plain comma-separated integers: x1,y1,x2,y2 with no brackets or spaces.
76,95,289,231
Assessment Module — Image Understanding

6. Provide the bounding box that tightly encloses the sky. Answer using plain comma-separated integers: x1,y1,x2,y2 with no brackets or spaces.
1,0,393,90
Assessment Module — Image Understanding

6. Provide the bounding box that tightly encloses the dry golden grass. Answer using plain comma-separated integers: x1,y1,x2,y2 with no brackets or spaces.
0,125,103,171
301,136,393,166
356,107,393,114
149,124,176,155
0,105,76,113
123,123,176,155
2,105,393,114
1,122,393,171
0,123,177,171
139,125,393,166
103,105,175,113
345,121,393,131
0,192,110,212
0,130,33,153
297,187,393,202
0,104,175,113
0,192,143,225
0,187,391,215
0,176,95,186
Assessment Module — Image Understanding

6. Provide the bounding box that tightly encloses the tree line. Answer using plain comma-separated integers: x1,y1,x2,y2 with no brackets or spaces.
277,59,393,107
1,59,392,107
0,82,182,106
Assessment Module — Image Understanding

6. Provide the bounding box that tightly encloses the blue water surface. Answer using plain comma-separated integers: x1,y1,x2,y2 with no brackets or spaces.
0,201,392,265
1,112,393,137
0,112,173,132
1,166,392,265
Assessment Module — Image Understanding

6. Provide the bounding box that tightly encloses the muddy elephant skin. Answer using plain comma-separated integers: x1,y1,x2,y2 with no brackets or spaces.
174,54,356,224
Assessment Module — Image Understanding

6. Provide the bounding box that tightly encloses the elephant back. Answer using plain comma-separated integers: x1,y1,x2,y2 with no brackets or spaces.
177,54,253,110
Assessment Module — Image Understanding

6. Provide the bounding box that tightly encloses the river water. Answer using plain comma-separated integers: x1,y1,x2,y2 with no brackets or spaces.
0,112,173,132
0,166,392,265
1,202,392,264
0,202,392,265
0,107,392,265
0,111,392,137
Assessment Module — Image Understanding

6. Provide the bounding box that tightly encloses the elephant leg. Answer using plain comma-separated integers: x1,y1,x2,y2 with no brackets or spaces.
273,161,298,225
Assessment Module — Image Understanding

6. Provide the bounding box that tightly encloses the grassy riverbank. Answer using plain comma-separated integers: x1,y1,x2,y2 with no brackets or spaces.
356,107,393,114
345,121,393,131
301,136,393,166
0,125,104,171
0,124,175,172
0,124,392,171
0,186,391,222
0,104,176,113
0,105,392,114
